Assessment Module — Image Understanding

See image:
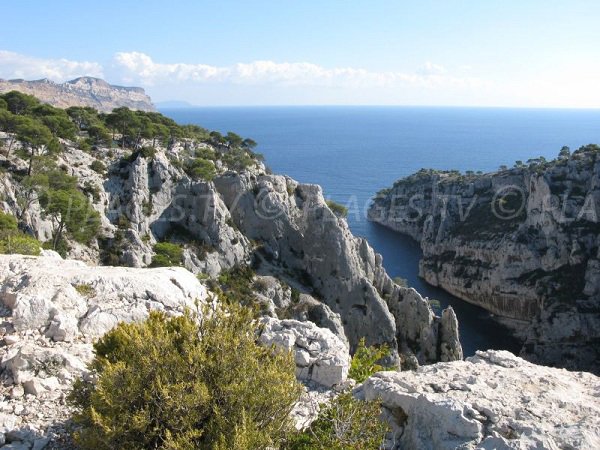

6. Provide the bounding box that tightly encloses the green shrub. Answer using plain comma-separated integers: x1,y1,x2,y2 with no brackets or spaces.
138,146,157,159
69,305,302,449
82,181,101,202
428,298,441,309
185,157,217,181
214,265,258,309
0,210,18,234
392,276,409,287
195,147,217,161
349,338,391,383
0,210,41,255
0,233,41,256
284,392,389,450
326,200,348,218
89,160,106,174
73,283,96,298
150,242,183,267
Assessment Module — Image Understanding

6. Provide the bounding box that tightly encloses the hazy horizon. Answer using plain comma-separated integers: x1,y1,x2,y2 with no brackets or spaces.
1,1,599,108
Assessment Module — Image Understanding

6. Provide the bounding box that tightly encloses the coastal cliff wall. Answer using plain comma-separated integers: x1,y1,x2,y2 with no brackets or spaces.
0,127,461,369
368,145,600,373
0,77,155,112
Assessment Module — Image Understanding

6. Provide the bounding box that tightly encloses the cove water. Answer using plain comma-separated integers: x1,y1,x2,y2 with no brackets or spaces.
162,106,600,356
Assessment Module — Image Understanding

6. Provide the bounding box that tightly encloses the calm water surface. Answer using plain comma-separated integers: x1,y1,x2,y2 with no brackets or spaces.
162,106,600,355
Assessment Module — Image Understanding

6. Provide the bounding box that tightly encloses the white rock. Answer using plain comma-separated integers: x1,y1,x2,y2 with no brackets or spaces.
3,336,18,346
259,317,349,388
9,386,24,400
358,350,600,450
0,254,208,341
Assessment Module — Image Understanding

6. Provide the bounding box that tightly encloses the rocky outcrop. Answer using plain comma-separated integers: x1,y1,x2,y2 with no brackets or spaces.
0,252,207,340
357,350,600,450
259,317,350,388
214,171,462,364
369,146,600,373
0,77,155,112
0,253,208,448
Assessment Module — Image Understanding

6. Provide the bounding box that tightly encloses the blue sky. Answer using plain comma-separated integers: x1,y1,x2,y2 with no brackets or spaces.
1,0,599,107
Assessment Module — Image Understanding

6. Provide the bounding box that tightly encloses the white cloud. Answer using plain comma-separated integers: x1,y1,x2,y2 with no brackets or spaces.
0,50,103,82
112,51,485,90
418,61,447,75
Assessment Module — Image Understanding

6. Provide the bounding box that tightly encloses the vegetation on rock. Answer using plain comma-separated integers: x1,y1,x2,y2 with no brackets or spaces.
0,210,40,255
326,200,349,218
69,305,303,449
349,337,392,383
284,393,389,450
150,242,184,267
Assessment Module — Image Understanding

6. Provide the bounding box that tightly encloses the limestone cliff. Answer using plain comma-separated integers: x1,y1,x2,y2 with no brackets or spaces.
0,77,155,112
0,129,462,369
368,145,600,373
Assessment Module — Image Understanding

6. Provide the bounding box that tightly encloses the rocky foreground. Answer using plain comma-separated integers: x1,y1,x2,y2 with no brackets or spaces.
369,146,600,374
359,350,600,450
0,253,352,447
1,254,599,449
0,77,155,112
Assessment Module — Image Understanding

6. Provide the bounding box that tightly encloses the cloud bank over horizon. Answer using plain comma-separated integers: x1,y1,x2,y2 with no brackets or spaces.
0,50,104,82
1,49,599,108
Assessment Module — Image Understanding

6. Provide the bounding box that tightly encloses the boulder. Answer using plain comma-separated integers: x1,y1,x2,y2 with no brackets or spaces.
259,317,350,388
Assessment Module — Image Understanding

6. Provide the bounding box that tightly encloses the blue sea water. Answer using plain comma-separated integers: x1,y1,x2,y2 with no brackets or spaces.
162,106,600,356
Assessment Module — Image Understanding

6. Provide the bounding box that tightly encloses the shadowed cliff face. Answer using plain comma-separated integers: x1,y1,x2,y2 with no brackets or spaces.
368,145,600,373
0,77,155,112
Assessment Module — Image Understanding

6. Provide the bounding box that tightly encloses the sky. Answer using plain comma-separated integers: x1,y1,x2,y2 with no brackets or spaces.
1,0,599,107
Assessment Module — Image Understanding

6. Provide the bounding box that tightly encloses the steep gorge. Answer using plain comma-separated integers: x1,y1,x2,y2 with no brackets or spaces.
369,145,600,373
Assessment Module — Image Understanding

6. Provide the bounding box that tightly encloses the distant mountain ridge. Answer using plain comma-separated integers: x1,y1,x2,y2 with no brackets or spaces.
0,76,155,112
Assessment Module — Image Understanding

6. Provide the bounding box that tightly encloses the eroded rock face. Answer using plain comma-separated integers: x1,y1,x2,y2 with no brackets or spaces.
214,171,462,364
369,147,600,373
0,77,155,112
1,133,462,366
357,350,600,450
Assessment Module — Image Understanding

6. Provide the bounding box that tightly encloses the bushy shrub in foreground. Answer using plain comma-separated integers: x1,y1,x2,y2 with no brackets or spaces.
69,304,303,449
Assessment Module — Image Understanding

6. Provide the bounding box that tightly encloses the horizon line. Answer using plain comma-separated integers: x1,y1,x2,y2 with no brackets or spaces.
156,103,600,111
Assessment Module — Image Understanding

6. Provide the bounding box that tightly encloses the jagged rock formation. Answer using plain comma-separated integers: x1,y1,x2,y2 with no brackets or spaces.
369,146,600,373
0,77,155,112
0,133,462,368
357,350,600,450
213,171,463,363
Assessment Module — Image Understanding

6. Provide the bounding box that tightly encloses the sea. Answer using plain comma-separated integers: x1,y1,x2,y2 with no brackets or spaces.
161,106,600,356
